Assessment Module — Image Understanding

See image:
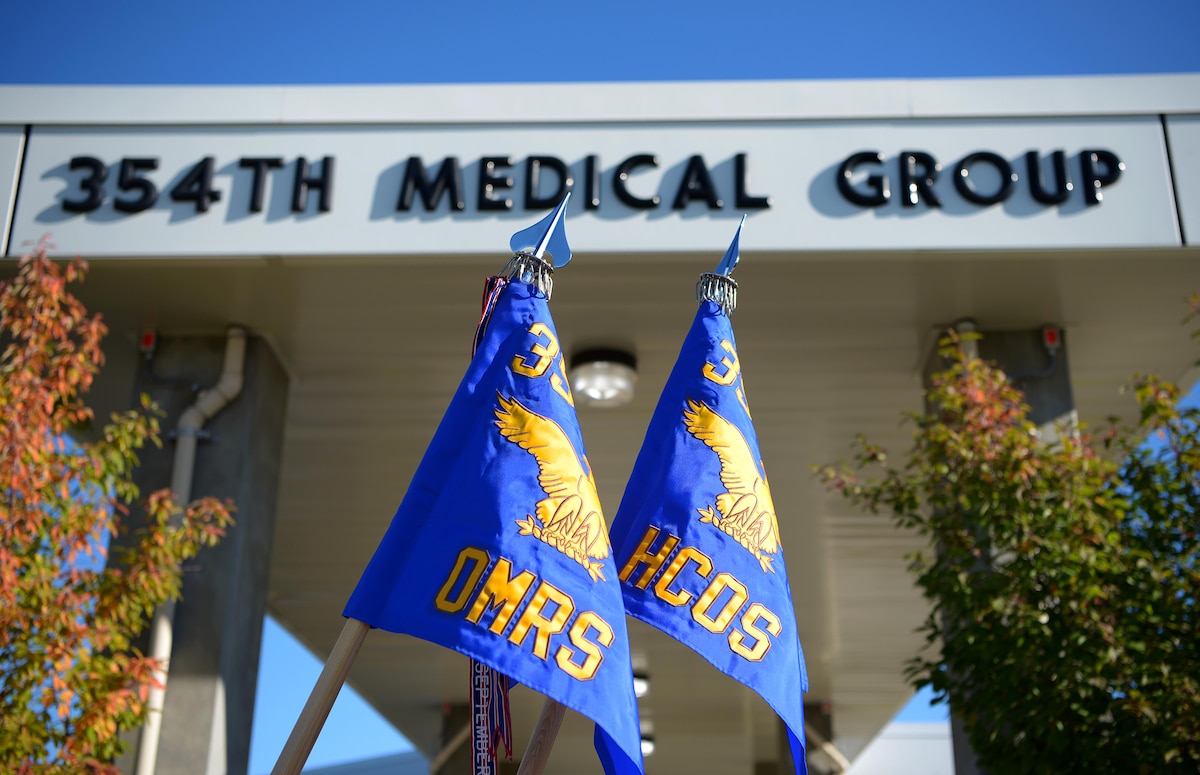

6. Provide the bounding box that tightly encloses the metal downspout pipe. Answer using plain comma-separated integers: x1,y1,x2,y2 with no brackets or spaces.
135,326,247,775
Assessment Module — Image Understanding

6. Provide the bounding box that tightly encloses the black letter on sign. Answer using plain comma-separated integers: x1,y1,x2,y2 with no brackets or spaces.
239,157,283,213
1025,150,1072,205
836,151,889,207
62,156,108,214
478,156,514,211
171,157,222,213
583,155,601,210
398,157,465,212
673,155,723,210
734,153,770,209
1079,149,1123,205
525,156,572,210
292,156,334,213
953,152,1015,206
613,154,660,209
899,151,941,208
113,157,159,213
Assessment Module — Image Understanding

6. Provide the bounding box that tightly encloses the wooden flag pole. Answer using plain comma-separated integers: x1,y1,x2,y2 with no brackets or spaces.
271,618,371,775
514,698,567,775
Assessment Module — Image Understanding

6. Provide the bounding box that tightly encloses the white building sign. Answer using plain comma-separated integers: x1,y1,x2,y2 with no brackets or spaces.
5,117,1182,257
1166,116,1200,245
0,128,26,255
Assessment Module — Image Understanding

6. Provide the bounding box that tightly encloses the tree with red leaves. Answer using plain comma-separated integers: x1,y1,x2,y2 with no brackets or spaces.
0,246,232,773
818,330,1200,773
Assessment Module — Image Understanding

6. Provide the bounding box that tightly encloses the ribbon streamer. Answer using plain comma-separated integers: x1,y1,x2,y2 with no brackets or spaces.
471,659,513,775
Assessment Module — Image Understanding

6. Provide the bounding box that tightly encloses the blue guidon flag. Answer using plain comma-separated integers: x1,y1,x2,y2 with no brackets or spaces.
608,219,810,773
344,198,643,775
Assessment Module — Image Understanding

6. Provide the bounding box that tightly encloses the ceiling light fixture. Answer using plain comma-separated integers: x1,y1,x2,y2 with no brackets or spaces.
632,671,649,698
569,349,638,408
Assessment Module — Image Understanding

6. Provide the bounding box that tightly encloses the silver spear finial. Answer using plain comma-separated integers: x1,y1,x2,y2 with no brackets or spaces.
697,215,745,315
501,193,573,298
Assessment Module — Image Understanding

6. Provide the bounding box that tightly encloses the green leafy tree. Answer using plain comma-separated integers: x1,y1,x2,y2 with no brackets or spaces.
816,331,1199,774
0,246,233,773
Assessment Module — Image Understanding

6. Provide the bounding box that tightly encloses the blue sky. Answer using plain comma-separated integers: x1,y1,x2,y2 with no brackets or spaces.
5,1,1200,85
8,0,1199,772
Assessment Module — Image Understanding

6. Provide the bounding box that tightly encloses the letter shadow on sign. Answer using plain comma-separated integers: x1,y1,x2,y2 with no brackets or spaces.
660,156,743,222
1015,152,1090,218
947,155,1045,219
261,161,297,223
369,160,407,222
998,158,1044,218
277,159,324,223
927,169,994,220
578,158,631,223
1054,186,1089,217
807,160,873,219
221,159,258,224
644,156,739,222
707,155,756,221
220,158,297,223
35,161,125,224
808,158,981,219
586,153,668,223
647,157,692,221
162,162,218,224
371,159,487,223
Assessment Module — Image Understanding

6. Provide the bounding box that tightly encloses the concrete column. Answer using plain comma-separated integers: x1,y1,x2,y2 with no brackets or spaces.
976,326,1075,434
802,703,837,774
116,333,289,775
930,322,1075,775
753,708,831,775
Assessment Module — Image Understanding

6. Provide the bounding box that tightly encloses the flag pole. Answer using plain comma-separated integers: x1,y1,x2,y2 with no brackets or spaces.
272,196,575,775
502,194,575,775
271,618,370,775
515,698,568,775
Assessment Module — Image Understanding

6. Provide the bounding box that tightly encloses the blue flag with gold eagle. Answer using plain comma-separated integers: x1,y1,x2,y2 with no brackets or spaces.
344,276,643,775
608,281,809,772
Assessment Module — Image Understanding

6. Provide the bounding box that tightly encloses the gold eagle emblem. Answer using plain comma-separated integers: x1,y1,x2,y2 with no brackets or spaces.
494,394,611,581
683,399,781,573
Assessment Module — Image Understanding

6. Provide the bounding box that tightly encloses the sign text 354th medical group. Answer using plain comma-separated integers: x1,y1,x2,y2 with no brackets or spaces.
49,149,1123,219
10,118,1176,255
52,153,773,216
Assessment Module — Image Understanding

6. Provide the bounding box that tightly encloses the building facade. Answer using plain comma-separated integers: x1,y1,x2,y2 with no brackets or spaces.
2,74,1198,773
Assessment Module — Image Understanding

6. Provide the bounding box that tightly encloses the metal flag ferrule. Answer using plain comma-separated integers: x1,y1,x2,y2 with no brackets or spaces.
503,194,573,298
696,215,745,315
